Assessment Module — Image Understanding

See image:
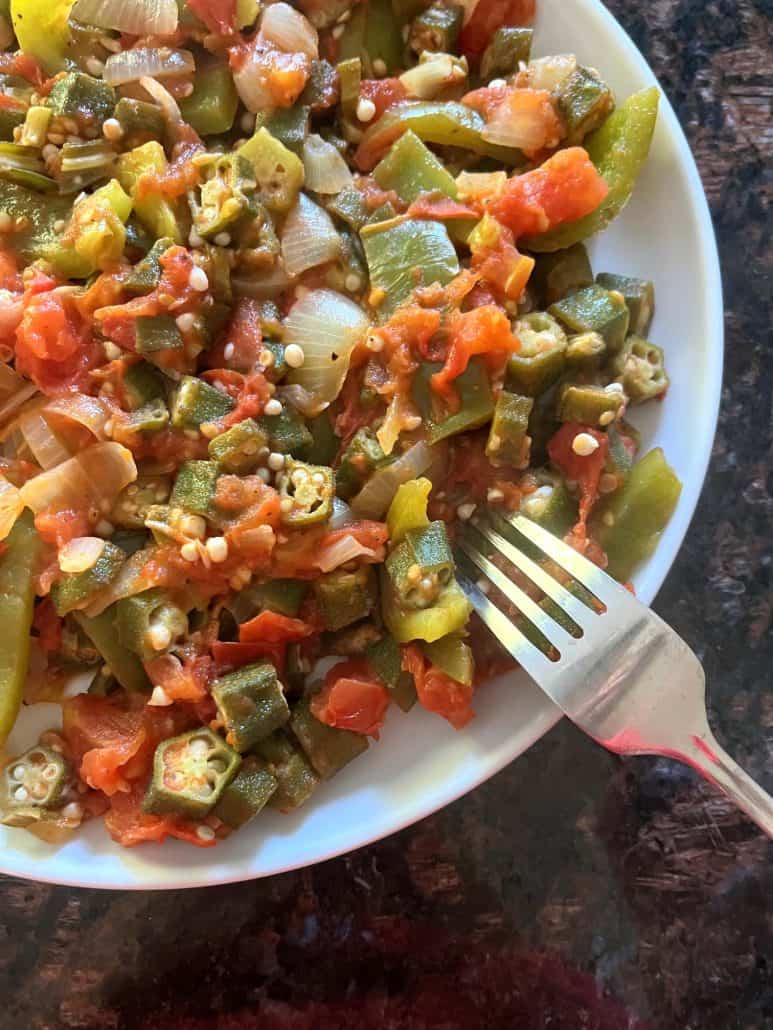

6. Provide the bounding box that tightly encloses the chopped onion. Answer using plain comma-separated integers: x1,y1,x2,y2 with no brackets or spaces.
104,47,194,86
232,264,293,299
58,537,106,574
71,0,178,36
526,55,577,92
45,394,110,440
0,476,23,542
18,410,71,470
302,135,352,194
280,193,342,277
0,381,37,424
481,90,563,151
261,2,318,58
283,288,370,415
0,292,22,339
232,47,276,114
20,442,137,514
328,497,354,530
139,75,183,126
400,55,461,100
316,534,380,573
350,440,434,519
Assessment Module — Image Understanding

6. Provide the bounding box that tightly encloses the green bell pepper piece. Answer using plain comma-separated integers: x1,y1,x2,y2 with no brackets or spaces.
171,375,235,429
290,695,369,780
116,588,188,662
276,459,335,527
550,285,630,355
480,26,533,79
0,512,40,745
373,129,458,204
144,728,241,819
170,460,220,518
422,634,474,686
211,662,290,752
365,633,416,711
387,477,431,545
213,756,277,828
124,237,174,296
611,335,669,403
386,521,454,609
51,541,125,616
531,244,594,307
313,566,378,632
327,182,368,230
135,314,184,355
256,730,319,812
113,98,165,149
208,419,268,473
259,406,312,456
336,57,361,121
117,142,182,244
73,608,151,694
265,104,310,155
362,216,459,317
47,72,116,129
596,272,655,337
412,357,495,442
336,427,389,501
557,383,625,427
485,390,533,467
556,66,615,144
237,127,304,214
592,448,681,581
301,411,339,466
525,87,660,252
179,64,238,137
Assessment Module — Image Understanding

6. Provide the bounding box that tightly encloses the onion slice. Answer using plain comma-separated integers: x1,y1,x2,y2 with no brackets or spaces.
0,476,23,542
261,2,318,58
20,442,137,514
350,441,434,519
283,288,370,416
302,135,352,194
280,193,342,277
232,264,293,299
316,534,380,573
45,394,110,440
71,0,178,36
18,410,71,470
104,47,194,86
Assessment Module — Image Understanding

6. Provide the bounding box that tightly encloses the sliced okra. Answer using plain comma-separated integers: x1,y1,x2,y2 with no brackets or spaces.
213,757,278,829
611,335,669,403
1,745,71,822
171,375,235,429
51,541,125,616
211,661,291,752
255,730,319,812
143,728,241,819
276,459,335,527
313,566,378,632
208,418,268,474
596,272,655,336
135,314,184,355
486,391,534,467
507,312,567,396
557,383,625,426
289,695,369,780
386,521,454,610
116,588,188,662
549,285,630,355
169,460,220,519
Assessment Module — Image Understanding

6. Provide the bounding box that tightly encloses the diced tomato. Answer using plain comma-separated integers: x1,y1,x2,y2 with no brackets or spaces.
470,219,535,302
406,197,479,222
144,653,213,703
212,640,287,675
104,780,217,848
186,0,236,34
465,87,564,156
206,298,264,373
32,598,62,654
239,609,316,644
0,248,20,291
0,51,46,87
15,287,98,393
402,644,475,729
547,421,609,530
34,508,92,548
229,38,310,109
360,78,408,121
431,304,520,407
311,658,390,738
459,0,536,61
487,147,609,240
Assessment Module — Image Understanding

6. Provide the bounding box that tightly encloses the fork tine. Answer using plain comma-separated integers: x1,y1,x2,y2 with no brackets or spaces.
454,564,558,682
507,514,617,600
456,533,579,651
470,516,601,629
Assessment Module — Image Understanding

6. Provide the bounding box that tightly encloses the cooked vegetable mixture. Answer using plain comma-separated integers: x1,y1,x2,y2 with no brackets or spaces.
0,0,681,847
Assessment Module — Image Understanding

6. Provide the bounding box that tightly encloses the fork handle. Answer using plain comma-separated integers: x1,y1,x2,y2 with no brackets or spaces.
677,730,773,838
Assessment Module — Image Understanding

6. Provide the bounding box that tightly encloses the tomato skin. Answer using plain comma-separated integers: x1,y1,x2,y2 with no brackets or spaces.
206,298,264,373
402,645,475,730
32,597,62,654
360,78,408,120
239,609,316,644
311,659,390,738
143,654,213,704
460,0,536,60
431,304,520,406
15,287,98,392
187,0,236,34
547,421,609,529
104,780,217,848
212,640,287,675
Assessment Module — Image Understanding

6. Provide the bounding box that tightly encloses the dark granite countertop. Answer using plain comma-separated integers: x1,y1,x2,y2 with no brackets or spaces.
2,2,771,1027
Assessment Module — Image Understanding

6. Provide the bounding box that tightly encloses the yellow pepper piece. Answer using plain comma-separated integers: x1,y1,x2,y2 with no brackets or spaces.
387,477,431,545
10,0,73,74
117,142,182,244
382,575,472,644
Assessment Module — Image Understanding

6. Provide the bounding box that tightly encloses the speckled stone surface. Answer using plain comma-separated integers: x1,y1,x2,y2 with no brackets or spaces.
1,2,771,1028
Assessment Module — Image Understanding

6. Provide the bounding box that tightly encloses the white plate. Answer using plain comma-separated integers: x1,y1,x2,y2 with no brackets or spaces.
0,0,723,889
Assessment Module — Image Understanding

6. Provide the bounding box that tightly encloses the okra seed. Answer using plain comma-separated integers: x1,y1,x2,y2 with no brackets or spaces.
240,112,256,133
312,472,326,486
189,229,204,248
11,765,25,780
267,451,285,471
456,502,476,521
406,564,421,584
102,117,123,142
86,57,105,76
206,536,229,563
344,273,362,292
223,342,235,360
331,23,345,39
199,422,219,439
95,519,114,537
62,802,83,822
196,825,216,841
214,232,231,247
259,347,275,367
602,512,615,527
148,686,173,707
180,541,199,562
604,382,624,394
372,58,387,77
180,514,206,539
103,340,121,361
356,97,376,123
571,432,600,457
488,78,507,89
256,467,271,483
176,312,196,333
264,398,283,416
189,737,210,757
598,411,615,426
148,624,172,651
43,764,58,780
284,343,305,368
280,497,294,514
188,266,209,292
487,488,505,503
13,786,28,802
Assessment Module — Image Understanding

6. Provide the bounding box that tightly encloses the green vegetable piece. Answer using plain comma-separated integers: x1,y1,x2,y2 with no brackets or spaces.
237,127,304,214
408,2,463,54
170,460,220,518
313,566,378,632
124,237,174,296
486,390,534,467
300,60,339,112
111,475,171,530
213,756,277,828
556,66,615,144
260,339,287,381
526,87,660,252
611,335,669,403
73,608,151,693
57,139,116,195
179,63,238,136
565,331,607,370
135,314,183,355
256,730,319,812
386,521,453,610
336,427,388,500
422,634,474,686
519,474,578,536
596,272,655,337
212,662,290,752
550,285,630,355
531,244,594,307
412,357,495,442
480,26,533,79
110,529,149,558
327,182,368,231
366,633,416,711
0,142,56,192
117,142,182,244
144,728,240,819
237,579,308,619
19,105,52,148
290,695,369,779
194,153,257,239
43,178,130,278
0,745,71,826
362,216,459,317
276,459,335,527
605,422,638,481
51,541,125,616
113,97,165,149
336,57,361,121
208,418,268,473
386,477,430,545
364,0,402,76
508,313,567,398
48,72,116,129
116,588,188,662
265,104,310,155
593,448,682,581
373,130,458,204
0,179,70,261
125,399,169,434
259,405,312,455
171,375,235,429
0,513,41,745
382,569,471,644
0,102,26,143
557,383,624,426
301,411,339,466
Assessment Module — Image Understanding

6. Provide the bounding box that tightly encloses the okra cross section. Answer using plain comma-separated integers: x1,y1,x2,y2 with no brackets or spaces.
144,728,241,819
211,662,291,752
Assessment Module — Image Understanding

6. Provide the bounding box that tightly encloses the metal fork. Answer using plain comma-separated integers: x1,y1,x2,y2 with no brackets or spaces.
454,511,773,837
